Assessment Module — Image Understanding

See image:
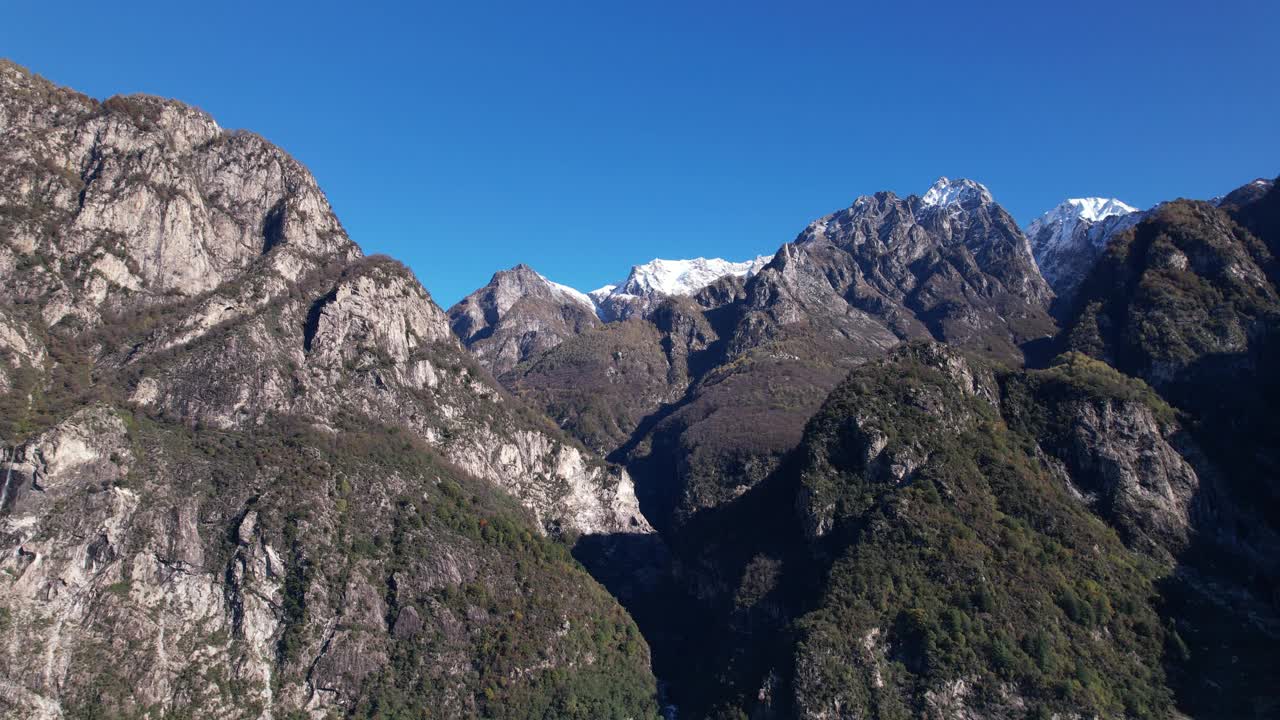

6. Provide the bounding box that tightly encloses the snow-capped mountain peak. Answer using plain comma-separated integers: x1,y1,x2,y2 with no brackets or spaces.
920,177,994,209
1026,198,1140,252
585,254,774,322
1024,196,1143,303
607,256,772,298
1041,197,1138,226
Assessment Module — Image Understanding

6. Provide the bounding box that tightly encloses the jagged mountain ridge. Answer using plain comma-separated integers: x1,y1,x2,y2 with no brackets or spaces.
454,175,1061,382
0,60,659,719
735,176,1055,360
589,254,772,322
1214,177,1274,208
506,176,1060,529
448,254,773,375
0,60,648,539
596,255,772,298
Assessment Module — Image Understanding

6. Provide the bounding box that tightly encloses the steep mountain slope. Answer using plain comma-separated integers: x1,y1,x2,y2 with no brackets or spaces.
0,60,658,718
1025,197,1141,310
447,264,602,376
783,346,1186,719
0,408,657,719
10,55,1276,720
0,60,648,539
504,276,746,454
628,176,1061,533
632,344,1223,717
1215,177,1273,210
1060,179,1280,715
509,175,1280,718
1065,188,1279,391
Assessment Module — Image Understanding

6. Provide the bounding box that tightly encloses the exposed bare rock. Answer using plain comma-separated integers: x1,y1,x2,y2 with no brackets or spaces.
0,61,658,719
0,58,648,540
505,177,1056,538
448,263,602,376
0,60,359,331
737,178,1055,364
1052,395,1198,555
110,255,650,538
0,404,656,719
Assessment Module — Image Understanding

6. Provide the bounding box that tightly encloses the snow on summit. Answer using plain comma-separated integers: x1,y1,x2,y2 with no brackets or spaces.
920,177,994,208
536,272,598,311
522,254,776,323
1054,198,1138,224
1026,197,1140,252
600,256,773,299
1024,196,1142,302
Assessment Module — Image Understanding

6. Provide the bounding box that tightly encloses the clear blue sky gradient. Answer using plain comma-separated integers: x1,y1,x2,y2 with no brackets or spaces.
4,1,1277,306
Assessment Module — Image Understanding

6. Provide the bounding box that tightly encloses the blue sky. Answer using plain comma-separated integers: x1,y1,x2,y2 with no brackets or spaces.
4,1,1277,306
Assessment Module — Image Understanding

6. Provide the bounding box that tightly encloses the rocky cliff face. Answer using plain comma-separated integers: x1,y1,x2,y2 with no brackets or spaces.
0,405,657,719
0,60,649,538
447,264,602,376
448,255,773,376
1002,353,1199,558
0,64,357,312
735,178,1055,363
0,61,657,718
8,55,1276,720
641,172,1063,524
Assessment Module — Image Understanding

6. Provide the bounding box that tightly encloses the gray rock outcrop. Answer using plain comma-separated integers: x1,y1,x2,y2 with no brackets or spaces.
448,264,602,376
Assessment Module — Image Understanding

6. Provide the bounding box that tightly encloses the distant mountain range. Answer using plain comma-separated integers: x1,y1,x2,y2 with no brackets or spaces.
447,255,775,374
452,172,1280,717
454,179,1277,375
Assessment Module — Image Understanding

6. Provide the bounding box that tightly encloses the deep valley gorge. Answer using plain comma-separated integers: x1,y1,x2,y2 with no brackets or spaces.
1,60,1278,720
